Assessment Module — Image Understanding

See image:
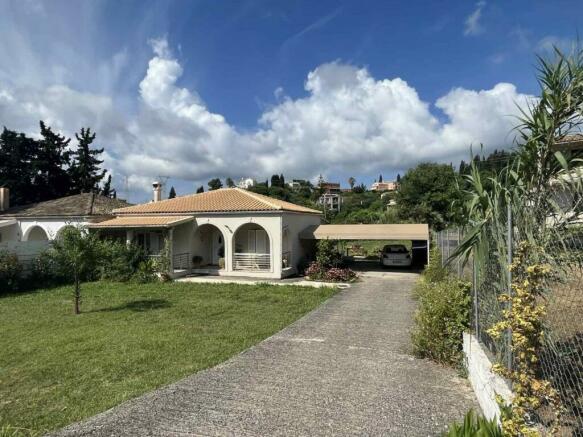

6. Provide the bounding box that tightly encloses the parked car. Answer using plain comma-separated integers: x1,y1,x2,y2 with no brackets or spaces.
380,244,412,267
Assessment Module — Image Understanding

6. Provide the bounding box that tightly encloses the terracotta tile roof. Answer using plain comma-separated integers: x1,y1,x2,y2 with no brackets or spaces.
88,216,193,228
114,188,322,215
553,134,583,151
0,193,131,218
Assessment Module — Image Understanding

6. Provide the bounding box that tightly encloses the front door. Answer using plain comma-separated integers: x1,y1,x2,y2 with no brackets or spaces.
210,230,224,265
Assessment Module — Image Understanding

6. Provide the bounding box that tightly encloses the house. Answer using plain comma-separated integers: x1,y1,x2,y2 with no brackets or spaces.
0,188,130,243
317,193,342,212
319,181,341,193
89,187,323,279
236,178,256,190
370,181,398,192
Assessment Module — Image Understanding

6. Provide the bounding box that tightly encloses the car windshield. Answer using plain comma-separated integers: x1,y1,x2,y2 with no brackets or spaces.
383,245,408,253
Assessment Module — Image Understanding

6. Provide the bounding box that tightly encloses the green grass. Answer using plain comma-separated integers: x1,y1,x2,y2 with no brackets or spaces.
0,281,336,435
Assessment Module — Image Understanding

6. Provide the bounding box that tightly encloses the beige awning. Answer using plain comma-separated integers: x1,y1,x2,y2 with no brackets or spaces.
88,216,193,229
299,224,429,241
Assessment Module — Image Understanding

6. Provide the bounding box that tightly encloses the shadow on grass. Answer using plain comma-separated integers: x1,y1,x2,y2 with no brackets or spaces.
90,299,172,313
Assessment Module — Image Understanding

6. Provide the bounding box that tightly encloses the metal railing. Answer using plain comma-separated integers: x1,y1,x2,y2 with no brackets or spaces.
172,252,190,270
233,253,271,271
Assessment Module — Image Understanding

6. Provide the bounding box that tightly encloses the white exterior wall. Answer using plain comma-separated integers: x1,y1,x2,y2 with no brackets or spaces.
0,217,92,242
282,212,322,275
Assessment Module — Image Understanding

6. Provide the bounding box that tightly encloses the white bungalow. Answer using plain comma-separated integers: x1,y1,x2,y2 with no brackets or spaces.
89,186,323,279
0,188,130,243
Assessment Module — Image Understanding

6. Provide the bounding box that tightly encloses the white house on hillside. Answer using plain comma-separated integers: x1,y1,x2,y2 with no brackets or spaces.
90,187,323,279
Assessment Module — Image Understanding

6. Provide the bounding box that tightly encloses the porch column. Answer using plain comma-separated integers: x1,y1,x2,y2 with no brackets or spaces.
224,227,233,273
167,228,174,273
125,230,134,247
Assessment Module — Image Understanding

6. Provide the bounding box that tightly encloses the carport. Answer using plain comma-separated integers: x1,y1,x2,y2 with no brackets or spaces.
299,224,430,265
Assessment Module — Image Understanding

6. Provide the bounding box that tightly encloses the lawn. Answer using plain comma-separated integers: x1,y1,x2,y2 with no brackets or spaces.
0,281,336,435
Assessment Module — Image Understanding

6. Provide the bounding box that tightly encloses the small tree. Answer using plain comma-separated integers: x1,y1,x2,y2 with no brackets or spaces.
168,186,177,199
348,177,356,189
196,185,204,193
50,227,100,314
379,174,383,183
101,174,113,197
225,177,235,188
208,178,223,191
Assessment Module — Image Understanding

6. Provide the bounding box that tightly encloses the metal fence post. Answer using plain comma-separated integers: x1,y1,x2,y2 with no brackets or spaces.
457,228,462,278
473,255,479,338
506,204,513,370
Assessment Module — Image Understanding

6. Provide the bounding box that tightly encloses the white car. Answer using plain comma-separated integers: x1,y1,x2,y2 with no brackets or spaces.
380,244,412,267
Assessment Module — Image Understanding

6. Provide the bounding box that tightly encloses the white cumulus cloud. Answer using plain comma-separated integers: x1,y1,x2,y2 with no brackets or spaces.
0,38,536,199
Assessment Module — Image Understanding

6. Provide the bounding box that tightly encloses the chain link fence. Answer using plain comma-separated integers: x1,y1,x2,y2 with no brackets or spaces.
436,182,583,433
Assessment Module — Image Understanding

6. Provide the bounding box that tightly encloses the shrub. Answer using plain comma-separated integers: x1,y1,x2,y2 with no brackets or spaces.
412,276,470,366
98,240,149,282
324,267,357,282
316,239,342,268
0,250,22,293
423,245,448,284
28,250,66,288
131,259,157,283
304,261,357,282
443,410,503,436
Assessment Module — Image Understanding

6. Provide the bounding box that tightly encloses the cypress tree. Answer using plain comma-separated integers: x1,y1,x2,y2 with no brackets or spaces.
0,128,37,205
196,185,204,194
35,121,73,201
70,127,106,193
168,186,177,199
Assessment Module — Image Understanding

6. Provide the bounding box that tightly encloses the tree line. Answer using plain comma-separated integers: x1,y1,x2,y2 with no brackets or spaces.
0,122,112,207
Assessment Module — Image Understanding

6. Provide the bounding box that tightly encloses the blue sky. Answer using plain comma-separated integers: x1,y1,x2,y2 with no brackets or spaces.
0,0,581,202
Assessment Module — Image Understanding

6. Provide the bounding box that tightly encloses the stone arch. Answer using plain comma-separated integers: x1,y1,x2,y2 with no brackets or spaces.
24,225,49,241
232,222,272,271
193,223,227,268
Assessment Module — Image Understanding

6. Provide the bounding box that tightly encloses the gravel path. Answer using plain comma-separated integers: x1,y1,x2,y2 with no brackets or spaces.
52,273,477,436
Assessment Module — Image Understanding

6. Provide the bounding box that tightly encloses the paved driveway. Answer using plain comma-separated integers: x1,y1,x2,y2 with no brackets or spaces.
53,273,477,436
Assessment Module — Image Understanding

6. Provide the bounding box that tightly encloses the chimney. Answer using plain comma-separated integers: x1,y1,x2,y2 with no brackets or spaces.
0,187,8,211
152,181,162,202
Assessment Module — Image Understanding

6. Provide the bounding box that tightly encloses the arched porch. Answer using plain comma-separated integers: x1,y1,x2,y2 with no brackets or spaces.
232,223,272,272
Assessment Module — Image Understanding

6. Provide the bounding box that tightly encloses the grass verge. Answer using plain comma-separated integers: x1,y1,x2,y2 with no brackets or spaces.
0,281,336,435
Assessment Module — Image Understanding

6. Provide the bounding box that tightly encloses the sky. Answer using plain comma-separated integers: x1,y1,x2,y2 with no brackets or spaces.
0,0,581,202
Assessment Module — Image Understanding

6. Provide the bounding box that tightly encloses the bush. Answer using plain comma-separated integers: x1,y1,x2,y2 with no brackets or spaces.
304,261,357,282
131,259,157,283
98,240,149,282
0,250,22,293
316,239,342,268
423,245,448,284
412,275,470,366
443,410,503,436
28,250,67,288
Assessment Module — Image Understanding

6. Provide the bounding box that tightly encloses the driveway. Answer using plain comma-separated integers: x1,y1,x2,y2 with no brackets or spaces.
53,273,477,436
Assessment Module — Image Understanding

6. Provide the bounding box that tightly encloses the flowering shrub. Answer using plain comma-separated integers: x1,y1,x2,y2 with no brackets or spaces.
304,261,357,282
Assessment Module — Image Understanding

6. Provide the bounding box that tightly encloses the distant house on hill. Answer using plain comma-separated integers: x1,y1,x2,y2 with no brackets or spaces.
236,178,256,190
370,181,399,192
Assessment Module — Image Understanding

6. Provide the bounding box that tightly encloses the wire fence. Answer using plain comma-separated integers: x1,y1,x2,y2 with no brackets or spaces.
436,185,583,433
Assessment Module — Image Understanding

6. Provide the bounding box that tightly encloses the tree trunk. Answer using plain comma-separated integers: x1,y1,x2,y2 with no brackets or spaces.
74,275,80,315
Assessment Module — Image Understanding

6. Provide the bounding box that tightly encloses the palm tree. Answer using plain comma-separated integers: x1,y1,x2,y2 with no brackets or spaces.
348,177,356,189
